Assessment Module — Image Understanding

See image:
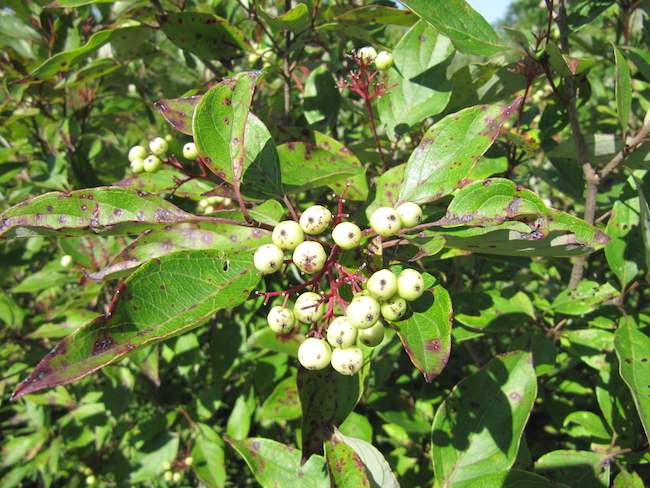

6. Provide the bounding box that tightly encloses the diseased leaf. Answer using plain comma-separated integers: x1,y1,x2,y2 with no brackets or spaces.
12,250,261,399
153,95,202,136
397,99,522,204
260,376,302,421
0,187,196,239
551,281,619,315
314,132,368,201
334,430,399,488
325,431,370,488
114,168,224,200
431,350,537,486
398,0,512,56
395,284,452,382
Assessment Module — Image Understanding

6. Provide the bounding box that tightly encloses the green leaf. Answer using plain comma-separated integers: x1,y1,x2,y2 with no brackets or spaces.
431,350,537,487
247,328,303,356
398,0,512,56
397,99,522,204
560,329,615,371
325,432,371,488
613,45,632,136
128,433,179,483
159,13,247,62
377,20,454,141
614,317,650,444
260,376,302,421
563,411,611,441
395,284,452,382
551,281,619,315
460,469,571,488
11,250,261,399
193,73,283,199
277,142,364,194
334,430,399,488
630,175,650,270
612,469,645,488
314,132,368,201
154,95,202,136
560,0,617,38
334,5,418,27
304,65,340,128
0,187,197,239
192,423,226,488
259,4,310,32
226,437,329,488
534,450,609,488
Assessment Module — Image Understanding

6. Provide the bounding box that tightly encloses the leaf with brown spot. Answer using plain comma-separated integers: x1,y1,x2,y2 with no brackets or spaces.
325,430,371,488
153,95,202,135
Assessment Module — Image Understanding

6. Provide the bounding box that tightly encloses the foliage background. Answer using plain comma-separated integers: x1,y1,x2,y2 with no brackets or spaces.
1,0,649,487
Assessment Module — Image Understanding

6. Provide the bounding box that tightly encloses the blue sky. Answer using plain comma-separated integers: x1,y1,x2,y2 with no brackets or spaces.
466,0,513,25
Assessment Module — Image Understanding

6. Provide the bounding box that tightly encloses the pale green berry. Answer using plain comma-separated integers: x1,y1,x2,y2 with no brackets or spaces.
374,51,394,71
332,222,362,250
162,461,172,471
60,255,73,267
366,269,398,301
326,316,358,349
357,46,377,63
292,241,327,274
143,155,162,173
253,243,285,274
172,471,182,483
369,207,402,237
130,157,145,173
163,471,173,482
396,202,423,228
358,320,385,347
330,346,364,375
85,476,96,486
294,292,325,324
183,142,199,160
298,337,332,370
272,221,305,250
346,295,380,329
299,205,332,234
128,145,148,162
184,456,193,467
267,306,296,334
397,269,425,301
149,136,169,156
380,294,407,321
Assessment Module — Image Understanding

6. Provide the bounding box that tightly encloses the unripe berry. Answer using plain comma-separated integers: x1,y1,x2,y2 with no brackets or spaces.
299,205,332,234
128,145,148,162
163,471,173,482
358,320,385,347
346,295,380,329
330,347,364,375
294,292,325,324
396,202,423,228
267,306,297,334
298,337,332,370
60,254,73,267
183,142,199,160
184,456,193,467
143,155,162,173
366,269,398,301
292,241,327,274
332,222,362,250
85,475,96,486
272,221,305,250
397,269,425,301
149,137,169,156
357,46,377,63
374,51,394,71
326,316,358,349
253,243,285,274
369,207,402,237
380,294,407,321
130,157,145,174
172,471,182,483
162,461,173,471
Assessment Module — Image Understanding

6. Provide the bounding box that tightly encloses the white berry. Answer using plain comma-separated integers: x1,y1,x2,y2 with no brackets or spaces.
294,292,325,324
357,46,377,63
330,347,364,375
299,205,332,234
183,142,199,160
396,202,423,228
332,222,362,250
369,207,402,237
272,221,305,250
358,321,385,347
128,145,148,162
149,137,169,156
346,295,380,329
292,241,327,274
380,294,407,321
366,269,398,301
143,155,162,173
253,243,285,274
267,306,296,333
397,269,425,301
298,337,332,370
326,317,358,349
130,158,145,173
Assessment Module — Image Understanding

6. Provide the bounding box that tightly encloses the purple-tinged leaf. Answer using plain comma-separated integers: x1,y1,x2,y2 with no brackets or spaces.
325,430,370,488
153,95,202,135
226,437,329,488
397,98,522,204
395,284,452,382
260,376,302,421
11,250,260,400
313,132,368,201
0,187,196,239
115,168,234,200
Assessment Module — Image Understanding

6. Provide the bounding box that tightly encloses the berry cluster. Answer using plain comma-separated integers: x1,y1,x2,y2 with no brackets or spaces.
255,200,425,375
127,137,199,174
